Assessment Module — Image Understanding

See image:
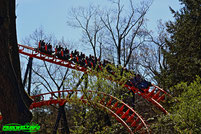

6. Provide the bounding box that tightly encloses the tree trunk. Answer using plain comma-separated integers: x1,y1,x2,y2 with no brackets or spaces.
0,0,32,127
117,39,121,65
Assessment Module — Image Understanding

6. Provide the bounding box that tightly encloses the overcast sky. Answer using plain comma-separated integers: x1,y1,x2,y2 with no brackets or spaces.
16,0,182,44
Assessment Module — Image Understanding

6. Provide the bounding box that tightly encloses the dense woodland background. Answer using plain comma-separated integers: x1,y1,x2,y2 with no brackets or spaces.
0,0,200,133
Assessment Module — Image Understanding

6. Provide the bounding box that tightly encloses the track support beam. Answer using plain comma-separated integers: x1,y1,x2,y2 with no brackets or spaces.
23,57,33,95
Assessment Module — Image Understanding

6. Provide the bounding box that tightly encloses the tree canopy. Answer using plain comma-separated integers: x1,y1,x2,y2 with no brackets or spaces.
160,0,201,91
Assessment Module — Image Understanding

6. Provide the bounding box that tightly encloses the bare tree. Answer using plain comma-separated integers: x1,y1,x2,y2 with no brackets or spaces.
21,27,74,95
22,26,57,48
67,5,104,59
132,20,169,83
67,0,152,69
100,0,152,66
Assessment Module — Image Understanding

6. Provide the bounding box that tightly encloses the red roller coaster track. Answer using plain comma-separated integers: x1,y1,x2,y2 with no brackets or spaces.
30,89,150,134
18,44,170,114
0,89,150,133
0,44,170,133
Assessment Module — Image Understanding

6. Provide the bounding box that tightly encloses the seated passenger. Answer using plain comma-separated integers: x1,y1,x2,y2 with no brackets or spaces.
73,50,76,54
57,45,62,53
126,79,133,86
45,43,48,52
130,75,138,87
56,45,63,58
76,51,79,57
130,74,145,93
63,48,70,60
98,59,103,71
94,57,98,68
69,51,76,63
138,80,152,90
86,56,92,68
47,43,52,55
78,52,83,61
95,58,101,71
78,53,86,67
55,46,58,55
91,56,96,69
38,40,42,50
61,49,64,57
40,40,45,52
85,57,88,66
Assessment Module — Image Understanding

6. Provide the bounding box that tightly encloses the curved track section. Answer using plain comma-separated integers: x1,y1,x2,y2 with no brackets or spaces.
18,44,169,114
30,89,150,134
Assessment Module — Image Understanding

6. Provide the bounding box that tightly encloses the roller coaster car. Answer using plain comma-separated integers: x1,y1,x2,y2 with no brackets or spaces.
38,41,53,55
56,49,64,59
37,41,153,94
129,75,152,93
17,43,169,117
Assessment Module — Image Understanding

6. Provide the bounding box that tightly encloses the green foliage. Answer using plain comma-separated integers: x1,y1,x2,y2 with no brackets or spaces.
68,100,127,134
62,65,134,133
151,76,201,133
31,60,143,133
160,0,201,93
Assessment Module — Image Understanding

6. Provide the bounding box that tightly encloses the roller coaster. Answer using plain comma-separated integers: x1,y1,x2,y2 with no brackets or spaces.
0,43,170,134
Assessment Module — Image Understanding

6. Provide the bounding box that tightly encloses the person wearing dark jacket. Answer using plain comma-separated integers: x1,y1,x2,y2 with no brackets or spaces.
138,80,152,90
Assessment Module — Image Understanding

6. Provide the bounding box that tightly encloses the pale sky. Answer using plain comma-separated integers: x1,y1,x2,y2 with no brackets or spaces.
16,0,182,45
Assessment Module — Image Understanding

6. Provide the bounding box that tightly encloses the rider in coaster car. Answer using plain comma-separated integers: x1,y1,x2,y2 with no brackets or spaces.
138,79,152,91
130,74,145,93
40,40,45,52
78,52,86,67
55,45,62,56
126,77,133,86
43,42,47,53
75,50,80,64
47,43,52,55
55,45,58,55
95,58,101,71
93,57,98,69
88,55,93,68
132,74,152,93
91,56,96,69
70,50,77,63
103,60,110,71
69,51,75,63
61,48,64,58
78,52,83,61
87,56,92,68
85,56,89,67
63,48,70,60
38,40,42,50
56,45,63,59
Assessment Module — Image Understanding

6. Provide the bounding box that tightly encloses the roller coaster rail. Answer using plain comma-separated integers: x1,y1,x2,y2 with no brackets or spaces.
30,89,150,134
0,44,171,134
18,44,170,114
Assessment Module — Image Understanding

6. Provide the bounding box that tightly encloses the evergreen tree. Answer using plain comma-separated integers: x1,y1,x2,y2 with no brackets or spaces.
161,0,201,93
